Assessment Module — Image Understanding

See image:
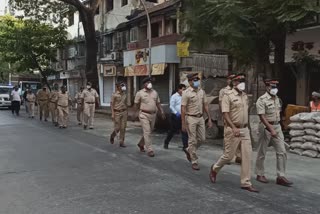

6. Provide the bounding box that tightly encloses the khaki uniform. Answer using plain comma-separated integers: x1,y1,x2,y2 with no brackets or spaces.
255,92,286,177
57,92,70,127
220,85,241,161
111,91,128,143
26,93,36,117
75,91,83,124
213,89,252,187
134,88,160,152
181,87,207,164
49,90,59,123
81,88,99,128
37,90,49,120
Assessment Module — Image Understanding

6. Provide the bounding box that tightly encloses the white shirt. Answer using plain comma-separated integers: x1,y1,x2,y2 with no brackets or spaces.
170,92,182,114
11,90,21,101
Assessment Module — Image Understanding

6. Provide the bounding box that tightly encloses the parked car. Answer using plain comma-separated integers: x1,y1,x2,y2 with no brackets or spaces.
0,85,13,109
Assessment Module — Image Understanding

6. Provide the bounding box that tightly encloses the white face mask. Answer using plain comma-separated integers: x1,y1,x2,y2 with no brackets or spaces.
87,85,91,89
237,82,245,91
270,88,278,96
146,83,152,89
121,86,126,91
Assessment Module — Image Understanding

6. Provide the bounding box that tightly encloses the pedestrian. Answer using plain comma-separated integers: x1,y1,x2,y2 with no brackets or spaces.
49,83,59,126
163,84,189,151
57,86,71,128
219,74,242,164
255,79,293,187
309,91,320,112
209,74,259,193
134,77,166,157
23,87,29,114
36,85,49,121
10,85,21,116
110,80,128,148
75,86,84,125
81,82,100,129
181,73,212,170
26,89,36,118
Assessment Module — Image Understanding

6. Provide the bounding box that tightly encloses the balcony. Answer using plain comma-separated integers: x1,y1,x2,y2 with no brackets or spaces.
128,34,182,50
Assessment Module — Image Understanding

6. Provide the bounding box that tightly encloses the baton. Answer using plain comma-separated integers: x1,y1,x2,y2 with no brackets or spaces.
265,129,293,150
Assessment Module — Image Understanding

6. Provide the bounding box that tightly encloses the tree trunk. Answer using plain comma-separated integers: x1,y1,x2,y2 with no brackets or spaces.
79,10,99,90
271,27,286,79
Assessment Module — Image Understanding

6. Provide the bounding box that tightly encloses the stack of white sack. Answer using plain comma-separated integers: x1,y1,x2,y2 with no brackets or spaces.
289,112,320,158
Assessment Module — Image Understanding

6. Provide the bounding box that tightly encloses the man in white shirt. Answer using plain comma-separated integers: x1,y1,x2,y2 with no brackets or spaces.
164,84,188,150
11,85,21,116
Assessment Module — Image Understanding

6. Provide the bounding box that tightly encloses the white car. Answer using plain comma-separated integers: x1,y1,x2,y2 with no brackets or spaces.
0,85,13,109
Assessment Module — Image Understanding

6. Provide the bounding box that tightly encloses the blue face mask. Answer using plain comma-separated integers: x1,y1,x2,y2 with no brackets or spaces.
193,80,200,88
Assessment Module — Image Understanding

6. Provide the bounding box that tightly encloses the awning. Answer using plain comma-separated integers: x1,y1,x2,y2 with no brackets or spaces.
124,63,167,76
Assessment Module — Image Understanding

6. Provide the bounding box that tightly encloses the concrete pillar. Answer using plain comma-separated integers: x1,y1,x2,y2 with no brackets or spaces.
296,64,308,106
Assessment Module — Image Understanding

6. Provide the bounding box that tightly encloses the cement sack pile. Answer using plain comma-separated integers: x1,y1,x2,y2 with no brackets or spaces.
289,112,320,158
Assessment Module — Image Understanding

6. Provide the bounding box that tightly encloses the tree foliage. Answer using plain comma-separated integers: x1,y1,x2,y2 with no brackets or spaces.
0,15,68,87
184,0,320,75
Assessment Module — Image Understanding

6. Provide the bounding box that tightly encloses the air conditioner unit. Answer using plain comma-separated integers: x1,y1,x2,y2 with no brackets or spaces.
111,52,119,60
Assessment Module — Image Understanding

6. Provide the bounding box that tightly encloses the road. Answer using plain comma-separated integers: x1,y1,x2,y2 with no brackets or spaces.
0,110,319,214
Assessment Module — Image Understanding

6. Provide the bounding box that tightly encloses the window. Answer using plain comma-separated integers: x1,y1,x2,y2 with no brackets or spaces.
121,0,128,6
146,0,158,3
130,27,139,42
95,7,100,15
77,43,86,57
106,0,114,12
105,34,113,53
151,23,160,38
67,11,74,26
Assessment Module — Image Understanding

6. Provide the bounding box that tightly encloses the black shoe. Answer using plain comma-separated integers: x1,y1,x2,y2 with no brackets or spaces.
163,143,169,149
83,125,87,130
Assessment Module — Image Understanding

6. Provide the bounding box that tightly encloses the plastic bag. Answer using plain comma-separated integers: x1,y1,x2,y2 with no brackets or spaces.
303,135,320,143
288,122,304,130
301,142,318,151
289,130,305,137
316,131,320,138
302,150,318,158
290,136,305,142
290,114,303,122
290,149,303,156
300,112,320,122
316,144,320,152
305,129,317,136
315,124,320,130
290,142,303,149
314,116,320,123
303,122,317,129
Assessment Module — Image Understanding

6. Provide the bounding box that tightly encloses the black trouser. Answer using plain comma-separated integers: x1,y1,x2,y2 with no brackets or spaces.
164,113,188,148
11,101,20,115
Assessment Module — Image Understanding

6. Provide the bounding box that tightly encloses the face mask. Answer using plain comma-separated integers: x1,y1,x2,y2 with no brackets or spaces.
87,85,91,89
193,80,200,88
146,83,152,89
121,86,126,91
270,88,278,96
237,82,245,91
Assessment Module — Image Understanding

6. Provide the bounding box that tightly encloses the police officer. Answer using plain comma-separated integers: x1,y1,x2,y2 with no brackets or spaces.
181,73,212,170
219,74,242,164
81,82,100,129
75,86,84,125
36,85,49,121
255,79,293,186
26,89,36,118
134,77,166,157
56,86,71,128
209,74,259,193
110,80,128,148
49,83,59,126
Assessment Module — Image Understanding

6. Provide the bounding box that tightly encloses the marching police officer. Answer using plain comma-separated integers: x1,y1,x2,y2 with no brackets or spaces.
209,74,259,193
26,89,36,118
255,79,293,186
110,80,128,148
75,86,84,125
181,73,212,170
49,83,59,126
36,85,49,121
134,77,166,157
81,82,100,129
56,86,71,128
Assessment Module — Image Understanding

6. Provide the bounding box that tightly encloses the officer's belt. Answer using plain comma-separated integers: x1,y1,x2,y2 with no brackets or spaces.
85,102,95,104
50,101,56,103
187,114,203,118
114,109,127,113
58,104,68,107
228,124,248,128
39,99,48,101
268,121,280,125
141,109,156,114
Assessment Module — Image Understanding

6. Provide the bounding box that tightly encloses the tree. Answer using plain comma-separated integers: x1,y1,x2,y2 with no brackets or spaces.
11,0,102,87
0,15,68,89
184,0,320,80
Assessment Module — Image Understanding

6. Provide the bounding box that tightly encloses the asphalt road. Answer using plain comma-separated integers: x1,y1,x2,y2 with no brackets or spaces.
0,110,319,214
